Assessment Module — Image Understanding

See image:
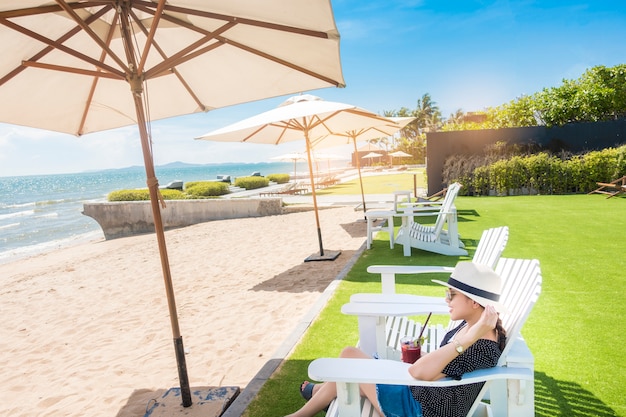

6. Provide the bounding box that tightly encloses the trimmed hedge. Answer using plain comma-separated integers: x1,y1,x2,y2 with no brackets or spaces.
234,176,270,190
108,188,188,201
267,173,290,184
184,181,230,197
445,144,626,195
107,181,230,201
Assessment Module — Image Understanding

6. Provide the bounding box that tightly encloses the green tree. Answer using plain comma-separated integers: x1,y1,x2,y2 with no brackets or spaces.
442,64,626,130
383,94,442,163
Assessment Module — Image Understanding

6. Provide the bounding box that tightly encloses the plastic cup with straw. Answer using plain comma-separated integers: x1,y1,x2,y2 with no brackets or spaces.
401,312,432,363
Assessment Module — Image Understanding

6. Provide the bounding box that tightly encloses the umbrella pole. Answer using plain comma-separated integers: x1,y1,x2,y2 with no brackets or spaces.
303,131,340,262
305,133,323,254
131,77,192,407
352,138,367,216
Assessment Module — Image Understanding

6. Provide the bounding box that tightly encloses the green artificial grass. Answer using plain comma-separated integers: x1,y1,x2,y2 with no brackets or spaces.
244,193,625,417
314,168,426,195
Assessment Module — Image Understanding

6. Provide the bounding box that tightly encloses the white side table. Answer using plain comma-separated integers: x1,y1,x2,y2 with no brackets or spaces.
365,209,396,249
392,190,412,212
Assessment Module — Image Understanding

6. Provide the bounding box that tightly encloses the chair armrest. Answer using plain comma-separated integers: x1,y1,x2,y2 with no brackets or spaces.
367,265,454,274
350,293,444,304
309,358,534,387
341,300,448,317
366,265,453,293
400,201,443,209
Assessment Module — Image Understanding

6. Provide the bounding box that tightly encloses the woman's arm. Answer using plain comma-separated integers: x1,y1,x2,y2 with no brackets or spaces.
408,305,499,380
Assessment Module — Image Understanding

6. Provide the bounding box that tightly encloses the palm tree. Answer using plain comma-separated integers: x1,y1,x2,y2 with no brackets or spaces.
412,93,442,132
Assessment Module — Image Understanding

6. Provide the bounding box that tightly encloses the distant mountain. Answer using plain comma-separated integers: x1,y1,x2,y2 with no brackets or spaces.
157,161,207,168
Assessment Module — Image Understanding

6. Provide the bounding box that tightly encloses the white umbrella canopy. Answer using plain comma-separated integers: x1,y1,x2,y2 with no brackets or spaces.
311,116,416,213
271,152,307,181
362,151,383,158
389,150,413,158
0,1,345,134
0,0,345,407
196,94,395,261
312,152,347,177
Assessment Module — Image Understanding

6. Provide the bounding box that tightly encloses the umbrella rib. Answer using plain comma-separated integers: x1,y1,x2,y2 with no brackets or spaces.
143,20,237,80
0,6,111,87
128,9,208,111
223,37,344,87
78,8,121,136
54,0,129,72
0,16,125,80
132,2,236,79
0,1,109,19
155,1,332,39
134,2,343,87
20,61,120,80
137,0,167,75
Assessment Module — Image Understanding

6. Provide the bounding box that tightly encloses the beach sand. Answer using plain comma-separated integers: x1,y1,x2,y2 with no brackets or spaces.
0,206,368,417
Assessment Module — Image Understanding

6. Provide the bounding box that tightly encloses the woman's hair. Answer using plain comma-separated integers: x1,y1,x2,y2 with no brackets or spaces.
495,317,507,351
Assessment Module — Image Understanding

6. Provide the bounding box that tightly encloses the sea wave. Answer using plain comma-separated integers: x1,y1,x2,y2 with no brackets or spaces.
0,230,104,265
0,201,35,209
0,222,20,230
35,197,89,206
34,212,59,219
0,209,34,220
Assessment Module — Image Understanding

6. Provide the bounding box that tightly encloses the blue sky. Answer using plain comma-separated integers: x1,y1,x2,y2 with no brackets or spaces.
1,0,625,177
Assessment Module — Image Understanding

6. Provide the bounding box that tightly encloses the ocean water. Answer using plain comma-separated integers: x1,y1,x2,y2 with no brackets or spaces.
0,161,304,264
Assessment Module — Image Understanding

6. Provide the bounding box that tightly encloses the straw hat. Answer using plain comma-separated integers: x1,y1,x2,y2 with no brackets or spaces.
432,262,505,312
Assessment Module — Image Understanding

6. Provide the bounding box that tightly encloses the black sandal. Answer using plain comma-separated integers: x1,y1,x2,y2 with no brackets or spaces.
300,381,316,401
300,381,329,412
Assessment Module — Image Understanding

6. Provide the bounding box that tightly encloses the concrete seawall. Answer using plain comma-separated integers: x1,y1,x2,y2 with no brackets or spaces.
83,198,283,240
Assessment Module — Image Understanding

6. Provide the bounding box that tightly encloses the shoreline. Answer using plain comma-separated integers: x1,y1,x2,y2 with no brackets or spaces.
0,229,105,266
0,206,368,417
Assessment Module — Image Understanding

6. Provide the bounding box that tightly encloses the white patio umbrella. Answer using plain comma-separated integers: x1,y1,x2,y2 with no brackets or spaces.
389,150,413,158
313,152,347,177
362,151,384,159
271,152,307,181
0,1,344,406
311,116,415,213
389,150,413,165
196,94,396,261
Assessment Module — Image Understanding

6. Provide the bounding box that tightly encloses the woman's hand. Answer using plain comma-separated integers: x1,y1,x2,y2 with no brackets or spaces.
471,305,498,339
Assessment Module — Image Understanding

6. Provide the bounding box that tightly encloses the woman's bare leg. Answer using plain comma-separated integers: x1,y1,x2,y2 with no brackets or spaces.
285,347,383,417
285,380,337,417
340,347,384,416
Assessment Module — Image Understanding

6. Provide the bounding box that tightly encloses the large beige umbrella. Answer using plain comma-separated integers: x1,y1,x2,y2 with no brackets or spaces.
0,1,344,406
312,116,415,213
196,94,397,261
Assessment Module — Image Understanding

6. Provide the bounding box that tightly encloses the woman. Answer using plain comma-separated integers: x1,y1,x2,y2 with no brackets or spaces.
287,261,507,417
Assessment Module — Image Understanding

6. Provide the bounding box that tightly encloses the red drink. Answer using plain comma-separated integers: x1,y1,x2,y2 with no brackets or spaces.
400,337,421,363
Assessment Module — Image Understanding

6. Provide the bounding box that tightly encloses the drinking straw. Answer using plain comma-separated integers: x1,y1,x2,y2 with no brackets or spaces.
417,312,433,342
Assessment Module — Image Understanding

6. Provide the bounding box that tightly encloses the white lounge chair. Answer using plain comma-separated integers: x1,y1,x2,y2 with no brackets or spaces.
348,226,509,358
310,257,542,417
395,182,467,257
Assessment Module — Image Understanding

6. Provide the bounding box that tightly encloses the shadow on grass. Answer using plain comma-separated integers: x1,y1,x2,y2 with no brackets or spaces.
535,371,619,417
